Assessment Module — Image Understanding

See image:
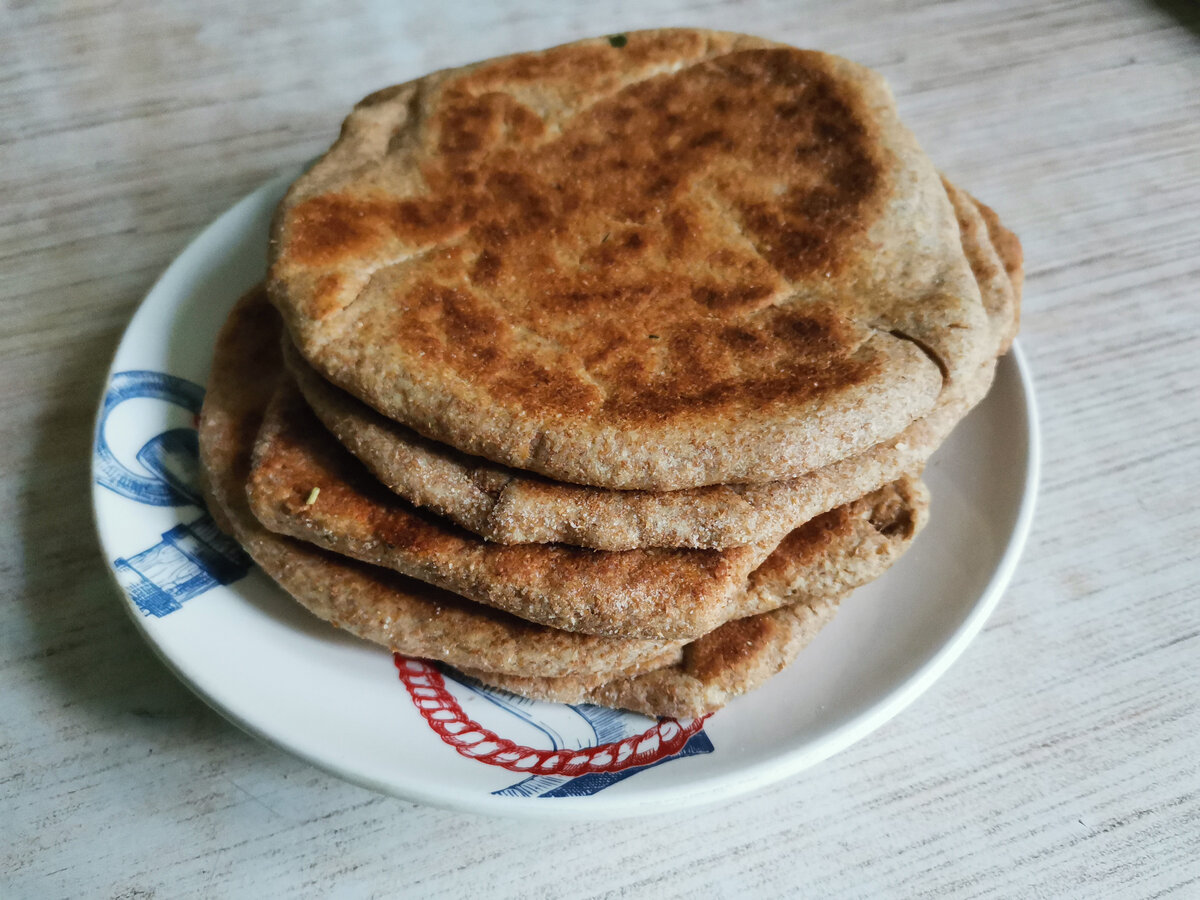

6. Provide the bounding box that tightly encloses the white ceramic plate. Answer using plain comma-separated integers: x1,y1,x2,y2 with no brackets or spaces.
91,169,1039,819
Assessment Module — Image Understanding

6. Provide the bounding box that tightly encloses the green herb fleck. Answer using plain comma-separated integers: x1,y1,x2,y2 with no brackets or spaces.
608,33,628,48
648,334,660,340
305,487,320,506
601,232,611,243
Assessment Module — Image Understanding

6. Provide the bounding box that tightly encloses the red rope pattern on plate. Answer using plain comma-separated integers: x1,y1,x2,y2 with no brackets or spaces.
394,655,708,775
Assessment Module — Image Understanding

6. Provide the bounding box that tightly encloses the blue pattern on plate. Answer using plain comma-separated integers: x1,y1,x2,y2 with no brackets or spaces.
95,370,205,506
96,371,249,616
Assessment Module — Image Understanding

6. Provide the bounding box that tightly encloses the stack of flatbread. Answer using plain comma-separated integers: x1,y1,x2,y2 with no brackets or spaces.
198,30,1022,718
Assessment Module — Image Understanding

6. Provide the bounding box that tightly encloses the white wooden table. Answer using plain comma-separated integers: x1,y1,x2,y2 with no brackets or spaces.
4,1,1198,895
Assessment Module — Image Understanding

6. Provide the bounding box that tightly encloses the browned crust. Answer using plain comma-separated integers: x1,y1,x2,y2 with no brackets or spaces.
268,30,995,489
248,376,774,641
247,355,929,639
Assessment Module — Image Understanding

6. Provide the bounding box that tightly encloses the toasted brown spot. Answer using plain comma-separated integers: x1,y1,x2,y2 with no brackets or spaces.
749,504,854,588
685,614,775,682
288,195,385,266
390,198,463,238
470,249,501,284
465,45,615,90
693,282,775,313
310,274,346,320
600,308,875,420
288,194,472,266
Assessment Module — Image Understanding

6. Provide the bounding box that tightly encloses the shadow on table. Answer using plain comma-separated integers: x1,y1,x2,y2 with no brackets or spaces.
1151,0,1200,39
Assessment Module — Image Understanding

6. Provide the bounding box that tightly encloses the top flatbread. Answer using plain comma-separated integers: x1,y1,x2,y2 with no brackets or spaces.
269,29,992,489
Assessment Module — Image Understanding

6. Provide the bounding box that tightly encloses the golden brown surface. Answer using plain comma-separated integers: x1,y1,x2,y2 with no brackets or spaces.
268,29,994,489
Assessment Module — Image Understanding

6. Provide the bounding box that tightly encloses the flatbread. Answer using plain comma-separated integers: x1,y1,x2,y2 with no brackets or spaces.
248,370,929,640
460,596,843,718
269,29,994,490
200,290,926,687
198,288,682,678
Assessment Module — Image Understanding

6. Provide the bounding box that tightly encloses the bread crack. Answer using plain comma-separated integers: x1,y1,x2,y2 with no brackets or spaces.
886,327,950,381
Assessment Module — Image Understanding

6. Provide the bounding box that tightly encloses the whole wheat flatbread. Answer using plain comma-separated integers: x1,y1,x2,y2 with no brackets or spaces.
198,289,683,678
200,291,927,684
269,30,995,490
279,181,1021,549
459,596,843,718
248,370,929,640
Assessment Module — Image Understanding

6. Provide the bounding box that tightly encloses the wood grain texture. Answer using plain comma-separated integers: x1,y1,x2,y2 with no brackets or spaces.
2,0,1198,896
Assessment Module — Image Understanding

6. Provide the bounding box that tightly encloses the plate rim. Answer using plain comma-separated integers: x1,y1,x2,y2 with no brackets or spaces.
90,171,1040,820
